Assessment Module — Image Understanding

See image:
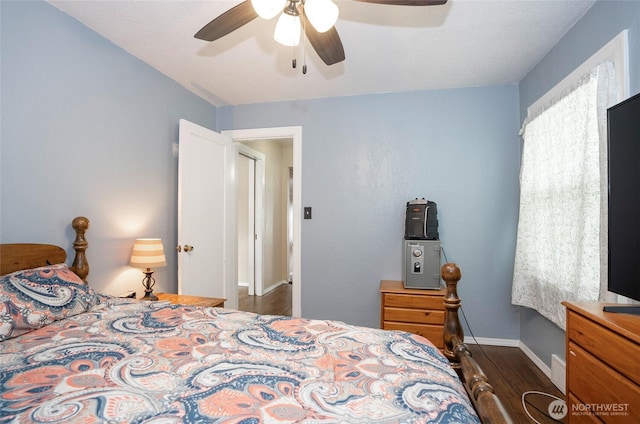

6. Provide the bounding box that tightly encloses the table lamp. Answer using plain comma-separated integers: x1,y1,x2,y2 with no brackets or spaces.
130,238,166,300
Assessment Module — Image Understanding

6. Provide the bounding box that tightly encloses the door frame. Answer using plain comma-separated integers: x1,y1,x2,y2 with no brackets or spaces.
223,126,302,317
237,144,266,297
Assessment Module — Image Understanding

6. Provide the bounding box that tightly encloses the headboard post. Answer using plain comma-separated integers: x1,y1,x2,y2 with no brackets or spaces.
70,216,90,283
441,262,464,368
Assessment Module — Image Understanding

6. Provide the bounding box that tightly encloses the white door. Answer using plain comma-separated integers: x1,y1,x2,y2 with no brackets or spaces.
178,119,237,309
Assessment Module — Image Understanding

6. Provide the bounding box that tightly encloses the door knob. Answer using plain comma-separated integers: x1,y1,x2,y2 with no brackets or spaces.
183,245,194,252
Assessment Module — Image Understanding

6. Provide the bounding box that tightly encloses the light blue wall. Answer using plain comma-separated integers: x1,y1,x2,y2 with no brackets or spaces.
518,0,640,366
219,86,522,337
2,0,524,341
0,1,217,295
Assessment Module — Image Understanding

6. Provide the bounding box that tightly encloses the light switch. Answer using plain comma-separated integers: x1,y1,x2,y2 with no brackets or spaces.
304,207,312,219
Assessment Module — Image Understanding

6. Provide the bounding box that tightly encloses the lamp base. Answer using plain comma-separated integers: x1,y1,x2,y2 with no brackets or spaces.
141,291,158,301
140,269,158,301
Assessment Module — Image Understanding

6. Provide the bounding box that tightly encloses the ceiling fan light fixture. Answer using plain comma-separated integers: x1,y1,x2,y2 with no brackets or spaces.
251,0,287,20
274,5,301,47
304,0,339,33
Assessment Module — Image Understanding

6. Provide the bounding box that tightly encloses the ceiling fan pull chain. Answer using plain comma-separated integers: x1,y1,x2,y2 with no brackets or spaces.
292,41,297,68
302,42,307,73
303,33,307,73
301,14,308,75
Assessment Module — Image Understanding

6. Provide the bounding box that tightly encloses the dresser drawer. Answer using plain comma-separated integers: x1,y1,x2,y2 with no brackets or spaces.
383,293,445,310
566,392,602,423
383,322,444,348
567,341,639,423
568,311,640,386
383,307,444,325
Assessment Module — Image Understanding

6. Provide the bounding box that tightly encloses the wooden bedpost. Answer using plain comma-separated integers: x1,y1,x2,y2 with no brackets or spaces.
70,216,90,283
441,262,513,423
442,262,464,366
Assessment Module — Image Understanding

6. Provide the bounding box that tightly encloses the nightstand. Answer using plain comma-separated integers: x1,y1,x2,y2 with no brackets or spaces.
380,280,446,349
155,293,225,308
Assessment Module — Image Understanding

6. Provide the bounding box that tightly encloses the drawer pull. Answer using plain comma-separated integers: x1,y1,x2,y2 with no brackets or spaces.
569,350,576,356
424,312,430,316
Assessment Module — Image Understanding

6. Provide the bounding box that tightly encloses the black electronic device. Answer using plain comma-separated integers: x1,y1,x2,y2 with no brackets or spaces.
404,198,439,240
606,92,640,314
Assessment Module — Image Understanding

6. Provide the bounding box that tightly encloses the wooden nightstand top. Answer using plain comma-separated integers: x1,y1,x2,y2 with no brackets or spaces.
155,293,225,308
380,280,446,296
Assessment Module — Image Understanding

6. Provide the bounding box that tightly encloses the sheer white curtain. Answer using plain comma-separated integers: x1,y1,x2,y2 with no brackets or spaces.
512,62,617,329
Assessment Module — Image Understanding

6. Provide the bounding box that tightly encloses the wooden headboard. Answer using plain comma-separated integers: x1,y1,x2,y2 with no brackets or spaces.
0,216,90,282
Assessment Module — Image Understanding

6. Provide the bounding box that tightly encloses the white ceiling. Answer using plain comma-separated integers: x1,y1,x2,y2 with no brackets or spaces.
48,0,596,107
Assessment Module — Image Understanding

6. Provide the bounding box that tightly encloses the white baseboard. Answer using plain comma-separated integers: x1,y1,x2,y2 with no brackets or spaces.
519,341,566,395
238,280,288,295
463,336,520,347
519,341,551,379
238,280,289,296
462,337,566,395
263,280,288,295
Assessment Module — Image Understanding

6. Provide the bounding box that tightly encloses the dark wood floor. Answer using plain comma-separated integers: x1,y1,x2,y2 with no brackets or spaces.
238,283,292,316
469,344,566,423
238,286,564,422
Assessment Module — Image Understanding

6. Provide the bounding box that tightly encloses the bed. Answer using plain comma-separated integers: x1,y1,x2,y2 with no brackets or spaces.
0,217,511,423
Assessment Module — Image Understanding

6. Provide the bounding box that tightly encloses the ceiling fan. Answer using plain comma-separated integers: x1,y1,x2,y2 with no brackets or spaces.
195,0,448,68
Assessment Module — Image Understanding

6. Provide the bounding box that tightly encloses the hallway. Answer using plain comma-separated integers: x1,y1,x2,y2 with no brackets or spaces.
238,283,292,316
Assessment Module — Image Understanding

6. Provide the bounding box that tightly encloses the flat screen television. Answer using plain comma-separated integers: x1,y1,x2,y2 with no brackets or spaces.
606,91,640,314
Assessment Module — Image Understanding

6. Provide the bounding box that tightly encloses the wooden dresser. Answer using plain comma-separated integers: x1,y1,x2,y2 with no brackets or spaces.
380,280,446,349
563,302,640,423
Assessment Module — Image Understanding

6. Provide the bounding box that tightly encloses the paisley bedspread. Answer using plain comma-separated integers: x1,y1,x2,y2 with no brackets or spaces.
0,298,479,423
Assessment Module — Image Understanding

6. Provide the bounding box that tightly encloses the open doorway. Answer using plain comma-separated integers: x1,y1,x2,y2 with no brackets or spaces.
237,139,292,316
223,126,302,317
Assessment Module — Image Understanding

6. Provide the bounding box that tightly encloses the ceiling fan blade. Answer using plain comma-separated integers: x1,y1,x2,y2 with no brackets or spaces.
194,1,258,42
300,9,345,66
353,0,447,5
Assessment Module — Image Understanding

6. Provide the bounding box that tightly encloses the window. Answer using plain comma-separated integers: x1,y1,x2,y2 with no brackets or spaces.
511,31,628,329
